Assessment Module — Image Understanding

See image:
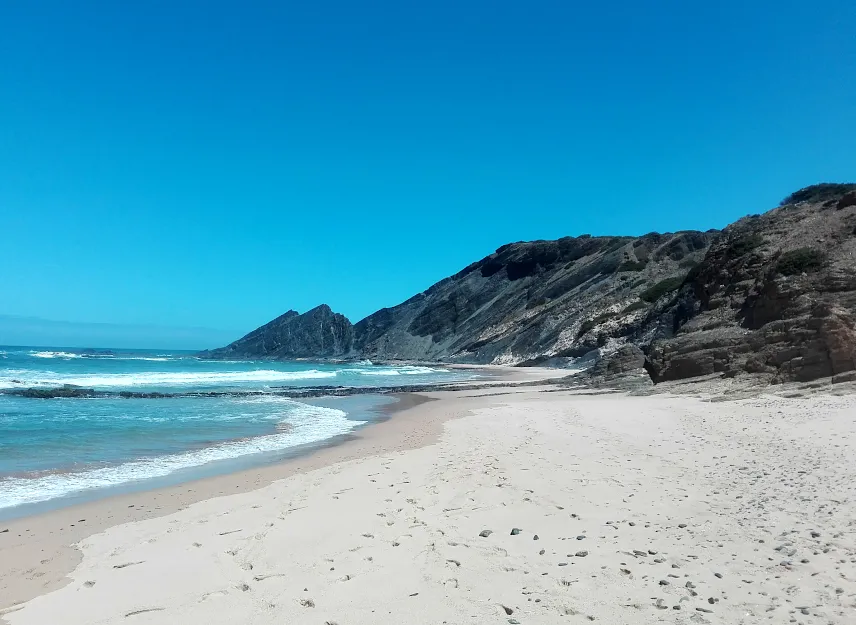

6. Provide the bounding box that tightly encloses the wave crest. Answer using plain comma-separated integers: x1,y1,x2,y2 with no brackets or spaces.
0,369,338,389
30,351,83,359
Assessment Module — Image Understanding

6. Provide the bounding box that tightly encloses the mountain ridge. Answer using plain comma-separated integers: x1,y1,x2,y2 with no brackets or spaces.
202,183,856,385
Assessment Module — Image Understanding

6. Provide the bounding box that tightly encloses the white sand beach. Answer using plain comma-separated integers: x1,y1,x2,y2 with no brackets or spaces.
2,385,856,624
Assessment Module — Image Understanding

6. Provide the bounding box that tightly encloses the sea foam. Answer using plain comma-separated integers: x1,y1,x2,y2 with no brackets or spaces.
349,365,450,376
30,351,83,359
0,369,338,389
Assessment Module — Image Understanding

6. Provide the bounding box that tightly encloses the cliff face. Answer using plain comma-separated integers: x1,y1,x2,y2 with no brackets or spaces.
646,184,856,383
351,232,715,364
205,232,716,364
204,183,856,385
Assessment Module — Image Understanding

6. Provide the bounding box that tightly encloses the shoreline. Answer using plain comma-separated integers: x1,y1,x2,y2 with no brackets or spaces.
0,392,445,610
0,362,563,399
0,365,560,612
4,386,855,623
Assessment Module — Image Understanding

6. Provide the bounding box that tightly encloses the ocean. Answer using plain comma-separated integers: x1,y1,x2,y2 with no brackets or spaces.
0,346,473,518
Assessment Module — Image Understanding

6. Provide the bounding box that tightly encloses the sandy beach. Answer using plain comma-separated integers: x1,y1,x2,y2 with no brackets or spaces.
2,381,856,624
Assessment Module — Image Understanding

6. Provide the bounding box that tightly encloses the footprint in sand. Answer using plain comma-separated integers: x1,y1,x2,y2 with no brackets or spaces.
199,590,229,602
252,573,286,582
124,608,165,618
113,561,145,569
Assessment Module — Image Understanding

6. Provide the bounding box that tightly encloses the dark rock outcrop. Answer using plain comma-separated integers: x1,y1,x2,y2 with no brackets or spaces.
591,344,647,377
838,191,856,210
12,386,98,398
562,344,653,391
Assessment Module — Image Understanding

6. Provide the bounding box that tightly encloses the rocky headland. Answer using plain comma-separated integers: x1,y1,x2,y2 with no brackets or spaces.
202,183,856,386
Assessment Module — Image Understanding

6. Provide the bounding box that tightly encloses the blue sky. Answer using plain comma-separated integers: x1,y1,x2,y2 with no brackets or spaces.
1,1,854,347
0,315,234,351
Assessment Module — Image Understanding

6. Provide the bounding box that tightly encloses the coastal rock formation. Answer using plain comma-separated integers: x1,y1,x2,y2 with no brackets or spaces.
12,386,98,399
564,344,653,390
589,344,647,378
201,304,354,359
646,183,856,383
204,183,856,385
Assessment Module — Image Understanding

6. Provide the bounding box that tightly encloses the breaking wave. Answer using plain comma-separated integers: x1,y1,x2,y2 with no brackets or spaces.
0,401,363,509
0,369,337,389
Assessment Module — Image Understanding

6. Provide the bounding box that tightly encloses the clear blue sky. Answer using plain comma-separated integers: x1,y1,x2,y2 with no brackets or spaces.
1,1,854,347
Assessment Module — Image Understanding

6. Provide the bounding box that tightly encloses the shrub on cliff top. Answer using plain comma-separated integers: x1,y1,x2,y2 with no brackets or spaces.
727,233,765,256
780,183,856,206
617,260,647,272
577,319,596,337
640,275,685,302
622,299,648,314
775,247,827,276
576,311,617,338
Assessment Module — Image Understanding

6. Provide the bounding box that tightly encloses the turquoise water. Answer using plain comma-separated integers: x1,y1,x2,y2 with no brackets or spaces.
0,346,471,515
